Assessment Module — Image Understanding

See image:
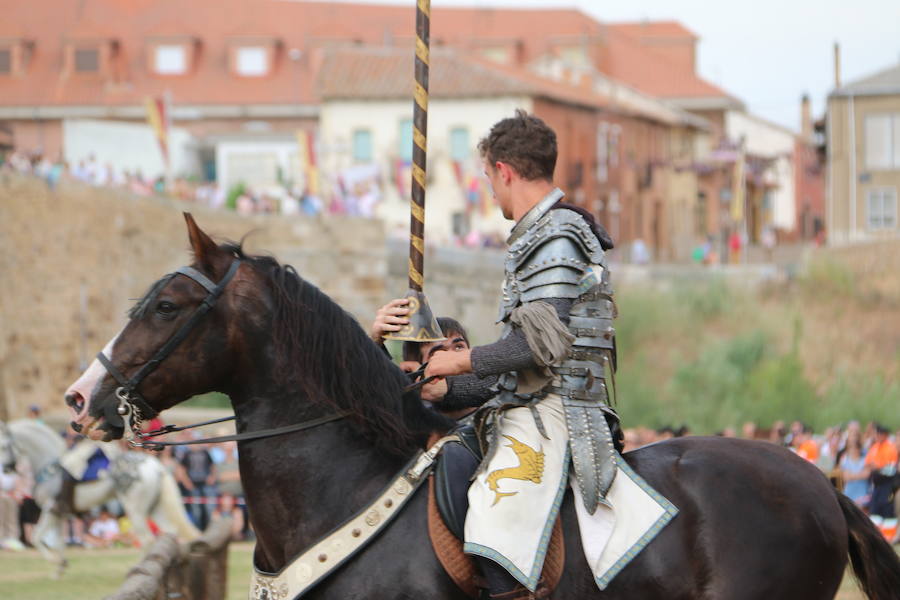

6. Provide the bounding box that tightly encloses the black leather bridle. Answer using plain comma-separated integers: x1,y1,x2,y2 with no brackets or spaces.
93,257,427,450
96,259,241,440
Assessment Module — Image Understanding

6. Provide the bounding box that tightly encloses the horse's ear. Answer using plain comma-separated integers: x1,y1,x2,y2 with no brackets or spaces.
183,213,221,271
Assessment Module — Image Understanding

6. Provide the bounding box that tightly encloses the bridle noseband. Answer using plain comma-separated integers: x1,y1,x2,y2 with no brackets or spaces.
96,259,241,440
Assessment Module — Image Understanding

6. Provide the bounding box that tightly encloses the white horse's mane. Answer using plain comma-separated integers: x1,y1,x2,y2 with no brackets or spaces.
6,418,67,466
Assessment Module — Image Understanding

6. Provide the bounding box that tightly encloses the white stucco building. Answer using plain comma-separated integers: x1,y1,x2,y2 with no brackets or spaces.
724,111,797,232
317,47,546,246
63,118,199,181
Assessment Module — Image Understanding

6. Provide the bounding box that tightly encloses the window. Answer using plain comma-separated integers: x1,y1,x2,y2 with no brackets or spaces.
609,125,621,168
0,40,31,76
352,129,372,163
74,48,99,72
558,46,589,68
449,127,469,162
452,212,470,237
236,46,267,77
696,191,708,235
569,161,583,188
865,114,900,170
596,122,609,182
155,45,187,75
481,46,511,64
867,187,897,230
398,119,413,162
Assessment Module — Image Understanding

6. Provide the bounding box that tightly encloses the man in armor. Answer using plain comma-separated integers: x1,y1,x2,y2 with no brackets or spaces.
426,110,619,599
56,437,112,516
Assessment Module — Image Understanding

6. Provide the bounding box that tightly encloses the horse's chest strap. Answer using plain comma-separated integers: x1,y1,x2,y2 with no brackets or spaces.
250,435,459,600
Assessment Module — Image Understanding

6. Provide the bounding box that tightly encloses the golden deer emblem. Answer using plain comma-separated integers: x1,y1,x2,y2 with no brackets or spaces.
486,435,545,506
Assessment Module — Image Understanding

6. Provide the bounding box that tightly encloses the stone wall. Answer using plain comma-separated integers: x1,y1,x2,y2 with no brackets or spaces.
0,175,387,419
5,173,862,421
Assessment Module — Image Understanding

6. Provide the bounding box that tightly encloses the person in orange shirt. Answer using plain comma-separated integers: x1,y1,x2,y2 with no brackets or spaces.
793,426,820,463
865,424,899,518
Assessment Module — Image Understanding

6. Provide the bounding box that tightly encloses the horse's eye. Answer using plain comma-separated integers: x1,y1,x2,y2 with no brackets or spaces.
156,301,179,318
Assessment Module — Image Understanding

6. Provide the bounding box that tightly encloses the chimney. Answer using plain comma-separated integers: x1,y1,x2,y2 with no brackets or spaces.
800,93,812,140
833,42,841,89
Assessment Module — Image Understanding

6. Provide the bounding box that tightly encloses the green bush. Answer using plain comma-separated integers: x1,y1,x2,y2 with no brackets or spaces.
676,278,731,320
183,391,231,409
614,289,681,350
800,256,855,299
743,354,818,429
614,352,669,429
225,182,246,211
819,374,900,430
609,281,900,435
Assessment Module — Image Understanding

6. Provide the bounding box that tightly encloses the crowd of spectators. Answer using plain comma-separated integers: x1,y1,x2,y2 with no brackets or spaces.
0,409,248,552
0,148,325,217
2,148,513,249
2,410,898,552
624,419,900,541
155,423,246,539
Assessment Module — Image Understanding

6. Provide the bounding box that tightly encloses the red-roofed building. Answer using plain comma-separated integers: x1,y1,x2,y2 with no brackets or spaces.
315,45,709,255
6,1,811,258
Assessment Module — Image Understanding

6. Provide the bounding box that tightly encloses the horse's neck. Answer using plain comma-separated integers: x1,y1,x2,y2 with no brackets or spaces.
11,423,63,472
233,387,410,572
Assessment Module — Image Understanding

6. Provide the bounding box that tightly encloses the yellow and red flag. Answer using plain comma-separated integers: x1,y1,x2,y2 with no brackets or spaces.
730,147,745,222
296,129,319,196
144,96,169,166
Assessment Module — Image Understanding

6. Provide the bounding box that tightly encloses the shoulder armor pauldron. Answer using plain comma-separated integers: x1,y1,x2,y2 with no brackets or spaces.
499,209,607,320
506,209,605,273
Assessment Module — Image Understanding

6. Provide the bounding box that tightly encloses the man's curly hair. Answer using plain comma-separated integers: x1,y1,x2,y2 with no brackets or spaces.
477,109,557,182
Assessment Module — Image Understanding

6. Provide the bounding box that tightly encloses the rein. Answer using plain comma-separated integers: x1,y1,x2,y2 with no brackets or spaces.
139,415,236,439
401,362,439,393
131,411,350,451
136,361,428,449
138,361,428,449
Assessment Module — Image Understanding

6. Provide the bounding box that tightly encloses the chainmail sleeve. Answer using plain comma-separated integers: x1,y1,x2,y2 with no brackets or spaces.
439,373,500,411
470,297,572,378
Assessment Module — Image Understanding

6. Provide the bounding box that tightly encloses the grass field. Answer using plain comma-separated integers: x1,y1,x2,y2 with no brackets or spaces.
0,542,254,600
0,541,876,599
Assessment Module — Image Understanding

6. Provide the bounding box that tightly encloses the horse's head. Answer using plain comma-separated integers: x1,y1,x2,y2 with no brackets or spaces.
0,422,17,473
65,214,251,441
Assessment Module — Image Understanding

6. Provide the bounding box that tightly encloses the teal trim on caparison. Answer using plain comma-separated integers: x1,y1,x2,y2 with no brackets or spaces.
464,448,571,592
594,458,679,590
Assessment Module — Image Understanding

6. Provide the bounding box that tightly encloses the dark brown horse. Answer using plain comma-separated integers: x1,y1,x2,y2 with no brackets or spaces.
65,215,900,599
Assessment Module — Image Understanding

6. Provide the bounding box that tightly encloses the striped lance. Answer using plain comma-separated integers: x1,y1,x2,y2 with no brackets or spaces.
384,0,444,343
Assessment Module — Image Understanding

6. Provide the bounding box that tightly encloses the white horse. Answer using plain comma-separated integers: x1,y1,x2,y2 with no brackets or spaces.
0,419,198,577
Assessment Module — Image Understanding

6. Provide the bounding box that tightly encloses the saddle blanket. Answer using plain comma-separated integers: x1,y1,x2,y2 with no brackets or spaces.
59,439,113,480
463,395,678,592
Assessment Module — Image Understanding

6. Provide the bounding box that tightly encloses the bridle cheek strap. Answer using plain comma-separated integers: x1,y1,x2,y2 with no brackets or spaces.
95,259,240,434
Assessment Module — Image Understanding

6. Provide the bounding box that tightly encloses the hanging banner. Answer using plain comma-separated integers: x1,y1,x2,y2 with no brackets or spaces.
730,147,745,222
144,96,170,166
296,129,319,196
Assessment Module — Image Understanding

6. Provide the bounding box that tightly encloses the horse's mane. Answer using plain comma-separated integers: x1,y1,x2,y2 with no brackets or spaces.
221,243,452,456
9,419,66,457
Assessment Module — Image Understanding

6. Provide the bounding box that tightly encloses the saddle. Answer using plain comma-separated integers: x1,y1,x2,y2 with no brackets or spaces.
427,430,565,598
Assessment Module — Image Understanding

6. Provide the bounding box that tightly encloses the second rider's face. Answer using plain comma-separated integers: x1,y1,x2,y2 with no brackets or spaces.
419,335,469,364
